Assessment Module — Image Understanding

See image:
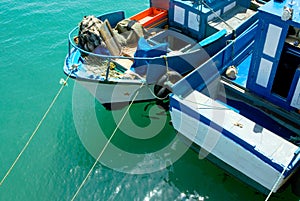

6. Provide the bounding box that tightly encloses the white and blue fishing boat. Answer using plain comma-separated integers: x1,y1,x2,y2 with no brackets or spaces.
64,0,259,109
169,0,300,196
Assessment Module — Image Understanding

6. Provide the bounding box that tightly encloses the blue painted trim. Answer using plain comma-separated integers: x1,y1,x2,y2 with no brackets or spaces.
170,95,298,177
199,29,227,47
245,8,300,110
172,20,258,97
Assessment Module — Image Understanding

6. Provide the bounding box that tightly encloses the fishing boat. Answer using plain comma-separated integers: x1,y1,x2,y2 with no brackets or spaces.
169,0,300,197
63,0,259,109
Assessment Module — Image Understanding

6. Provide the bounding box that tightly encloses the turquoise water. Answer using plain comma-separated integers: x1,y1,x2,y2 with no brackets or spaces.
0,0,299,200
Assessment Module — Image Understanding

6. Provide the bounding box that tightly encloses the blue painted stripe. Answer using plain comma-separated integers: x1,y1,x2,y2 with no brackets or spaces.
199,29,227,47
170,95,296,177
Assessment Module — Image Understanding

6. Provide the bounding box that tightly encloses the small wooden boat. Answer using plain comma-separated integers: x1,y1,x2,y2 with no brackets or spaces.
169,0,300,196
64,0,258,110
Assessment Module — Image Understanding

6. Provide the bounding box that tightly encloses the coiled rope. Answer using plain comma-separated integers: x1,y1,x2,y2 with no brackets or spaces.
0,68,76,186
70,82,145,201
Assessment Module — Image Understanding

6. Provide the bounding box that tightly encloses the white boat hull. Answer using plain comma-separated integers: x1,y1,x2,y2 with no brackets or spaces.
170,108,289,193
77,79,156,106
170,91,300,194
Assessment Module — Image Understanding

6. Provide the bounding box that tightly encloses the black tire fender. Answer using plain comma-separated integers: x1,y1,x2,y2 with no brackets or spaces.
154,71,182,99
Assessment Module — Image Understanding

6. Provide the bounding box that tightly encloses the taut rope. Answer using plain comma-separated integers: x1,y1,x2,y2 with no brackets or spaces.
0,69,76,186
70,82,145,201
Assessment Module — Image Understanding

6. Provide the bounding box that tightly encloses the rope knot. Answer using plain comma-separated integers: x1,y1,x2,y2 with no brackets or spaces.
59,78,68,86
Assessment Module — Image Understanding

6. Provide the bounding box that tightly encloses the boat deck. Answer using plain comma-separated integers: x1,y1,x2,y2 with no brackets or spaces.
208,5,256,33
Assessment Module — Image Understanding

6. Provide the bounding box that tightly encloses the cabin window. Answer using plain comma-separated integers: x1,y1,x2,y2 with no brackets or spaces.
263,24,282,58
174,5,185,25
188,11,200,31
256,58,273,88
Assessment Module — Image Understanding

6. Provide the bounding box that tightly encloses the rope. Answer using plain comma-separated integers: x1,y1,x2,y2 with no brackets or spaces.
265,147,300,201
179,96,231,111
201,0,235,32
147,86,169,100
265,164,289,200
200,0,236,60
147,55,171,100
162,55,169,82
70,82,145,201
178,94,245,129
0,69,75,186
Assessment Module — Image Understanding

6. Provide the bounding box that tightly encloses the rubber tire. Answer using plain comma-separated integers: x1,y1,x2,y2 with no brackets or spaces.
154,71,182,99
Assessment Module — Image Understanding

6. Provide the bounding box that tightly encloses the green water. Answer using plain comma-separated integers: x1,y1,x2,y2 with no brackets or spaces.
0,0,299,200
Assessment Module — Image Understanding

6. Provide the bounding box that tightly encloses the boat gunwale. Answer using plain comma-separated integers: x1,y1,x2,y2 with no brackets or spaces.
64,49,147,85
67,26,205,62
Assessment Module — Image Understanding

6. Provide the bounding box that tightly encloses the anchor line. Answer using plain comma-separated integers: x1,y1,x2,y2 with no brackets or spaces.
201,0,235,32
265,163,289,201
147,56,172,101
70,82,145,201
199,0,236,60
179,96,231,111
0,69,75,186
163,55,170,85
265,148,300,201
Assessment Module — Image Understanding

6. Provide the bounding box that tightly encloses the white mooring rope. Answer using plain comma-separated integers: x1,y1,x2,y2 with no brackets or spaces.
265,164,289,201
70,82,145,201
0,70,74,186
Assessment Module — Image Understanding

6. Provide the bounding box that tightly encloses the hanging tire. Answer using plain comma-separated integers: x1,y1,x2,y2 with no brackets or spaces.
154,71,182,99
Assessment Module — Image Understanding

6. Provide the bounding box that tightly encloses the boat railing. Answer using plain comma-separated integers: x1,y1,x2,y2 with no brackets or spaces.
67,26,169,82
66,25,215,83
171,19,259,97
67,25,210,60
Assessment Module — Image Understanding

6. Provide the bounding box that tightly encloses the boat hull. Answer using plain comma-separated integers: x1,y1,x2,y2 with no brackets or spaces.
169,89,300,194
170,107,291,194
76,79,157,108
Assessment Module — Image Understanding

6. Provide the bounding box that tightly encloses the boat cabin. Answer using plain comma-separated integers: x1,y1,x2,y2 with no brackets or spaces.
128,0,259,74
170,0,300,136
247,0,300,111
167,0,255,40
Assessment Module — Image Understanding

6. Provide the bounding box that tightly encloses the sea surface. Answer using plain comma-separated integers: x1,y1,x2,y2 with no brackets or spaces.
0,1,299,201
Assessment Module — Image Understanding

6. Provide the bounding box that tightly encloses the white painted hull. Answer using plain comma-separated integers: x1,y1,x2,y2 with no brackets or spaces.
170,91,300,194
77,80,156,105
170,108,288,193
